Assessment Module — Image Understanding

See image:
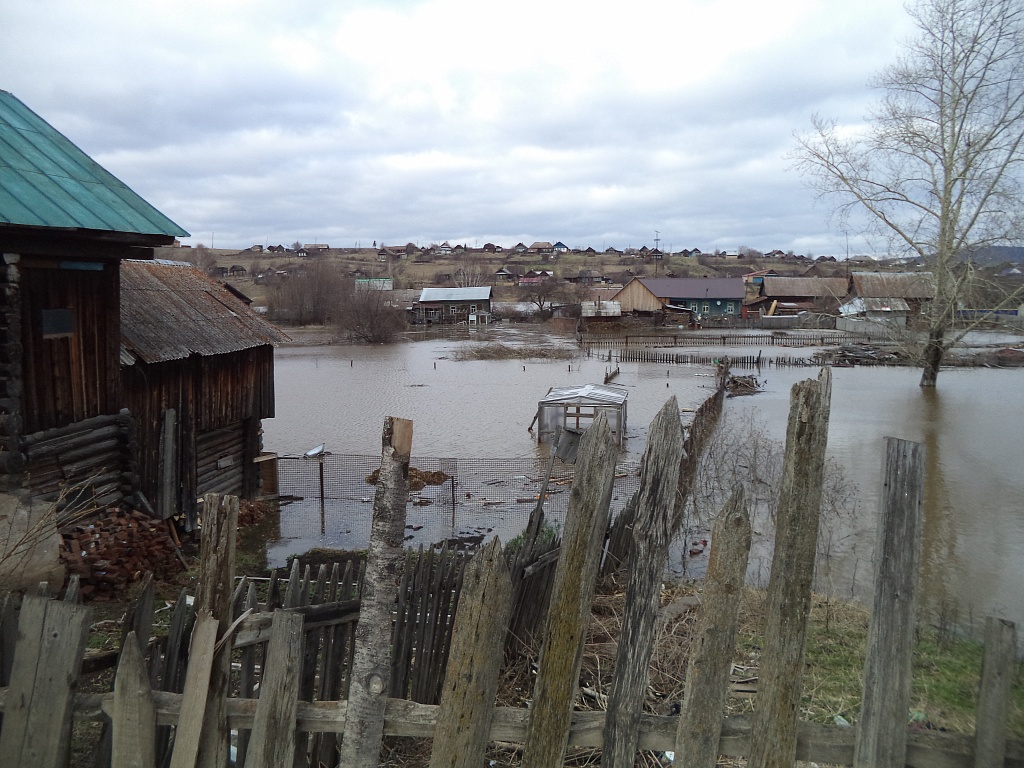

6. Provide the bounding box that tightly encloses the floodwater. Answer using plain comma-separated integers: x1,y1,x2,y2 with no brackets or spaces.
261,325,1024,637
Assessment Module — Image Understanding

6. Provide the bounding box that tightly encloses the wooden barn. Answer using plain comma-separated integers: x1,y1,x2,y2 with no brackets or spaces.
0,91,189,513
120,260,287,528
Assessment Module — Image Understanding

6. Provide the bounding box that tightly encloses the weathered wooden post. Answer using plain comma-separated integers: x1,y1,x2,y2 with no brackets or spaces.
243,610,304,768
168,611,219,768
602,397,686,766
429,537,513,768
974,616,1018,768
0,595,91,768
111,631,156,768
339,416,414,767
748,368,832,768
675,486,752,768
194,492,238,768
521,413,618,768
853,437,924,768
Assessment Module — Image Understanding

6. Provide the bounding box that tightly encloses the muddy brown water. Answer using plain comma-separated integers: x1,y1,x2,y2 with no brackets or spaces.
261,326,1024,638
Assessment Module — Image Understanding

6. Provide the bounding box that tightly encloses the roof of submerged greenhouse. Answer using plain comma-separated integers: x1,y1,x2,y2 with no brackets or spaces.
539,383,628,405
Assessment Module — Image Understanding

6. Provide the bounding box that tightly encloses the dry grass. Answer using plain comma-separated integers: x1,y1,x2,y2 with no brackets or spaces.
452,342,574,361
379,572,1023,767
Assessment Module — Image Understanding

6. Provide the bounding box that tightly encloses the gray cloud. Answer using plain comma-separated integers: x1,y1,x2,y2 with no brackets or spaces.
2,0,918,255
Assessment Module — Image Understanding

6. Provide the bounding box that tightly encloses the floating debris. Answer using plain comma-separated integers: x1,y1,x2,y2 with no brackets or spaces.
726,374,764,397
365,466,451,491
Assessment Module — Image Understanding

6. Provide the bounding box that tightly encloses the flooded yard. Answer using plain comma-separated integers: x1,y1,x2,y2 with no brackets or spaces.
261,325,1024,637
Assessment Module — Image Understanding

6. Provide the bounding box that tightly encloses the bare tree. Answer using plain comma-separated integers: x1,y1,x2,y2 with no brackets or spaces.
519,276,565,314
453,254,490,287
265,258,347,325
336,283,407,343
793,0,1024,386
185,243,219,275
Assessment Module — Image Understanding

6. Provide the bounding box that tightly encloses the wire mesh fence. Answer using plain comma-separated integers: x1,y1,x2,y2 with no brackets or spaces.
273,453,642,556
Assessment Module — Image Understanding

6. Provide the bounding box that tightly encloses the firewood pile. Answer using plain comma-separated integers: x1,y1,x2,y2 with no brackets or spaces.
59,509,185,601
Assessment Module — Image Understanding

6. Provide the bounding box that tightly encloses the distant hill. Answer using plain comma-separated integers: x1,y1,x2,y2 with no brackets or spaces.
965,246,1024,266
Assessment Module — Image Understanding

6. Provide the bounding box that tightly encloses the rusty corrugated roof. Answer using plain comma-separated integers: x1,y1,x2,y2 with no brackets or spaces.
852,271,935,299
0,91,188,239
120,260,288,364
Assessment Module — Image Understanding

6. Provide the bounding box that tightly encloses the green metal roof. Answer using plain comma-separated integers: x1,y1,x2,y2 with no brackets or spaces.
0,90,188,239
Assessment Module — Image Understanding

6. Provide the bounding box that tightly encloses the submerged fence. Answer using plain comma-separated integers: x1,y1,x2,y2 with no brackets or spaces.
275,453,642,551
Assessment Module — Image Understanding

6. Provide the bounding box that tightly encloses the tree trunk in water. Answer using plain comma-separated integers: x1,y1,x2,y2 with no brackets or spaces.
919,328,944,387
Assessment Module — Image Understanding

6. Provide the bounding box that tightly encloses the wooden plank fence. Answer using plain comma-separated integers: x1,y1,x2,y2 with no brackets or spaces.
580,332,858,348
1,386,1022,767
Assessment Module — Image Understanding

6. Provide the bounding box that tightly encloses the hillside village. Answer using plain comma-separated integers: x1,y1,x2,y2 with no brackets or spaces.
166,239,1024,331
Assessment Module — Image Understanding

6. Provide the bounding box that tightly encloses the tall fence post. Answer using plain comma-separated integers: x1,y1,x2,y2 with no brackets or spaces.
429,538,513,768
521,413,618,768
854,437,925,768
974,616,1017,768
340,416,414,768
675,486,752,768
602,397,686,766
748,368,832,768
0,595,91,768
243,610,304,768
195,492,238,768
111,631,156,768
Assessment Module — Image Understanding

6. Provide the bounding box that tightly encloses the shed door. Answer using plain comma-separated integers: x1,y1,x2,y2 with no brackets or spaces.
195,422,245,499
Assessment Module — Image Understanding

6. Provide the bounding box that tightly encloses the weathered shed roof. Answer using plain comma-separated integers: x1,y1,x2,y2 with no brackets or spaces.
0,91,188,239
120,260,288,365
851,272,934,299
761,276,848,298
840,297,912,316
540,383,628,406
417,286,492,303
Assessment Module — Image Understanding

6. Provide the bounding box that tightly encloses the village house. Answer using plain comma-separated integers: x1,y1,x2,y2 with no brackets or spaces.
414,287,492,324
745,276,849,316
518,269,555,286
0,92,189,590
493,266,520,283
0,91,286,576
839,271,935,329
611,277,747,320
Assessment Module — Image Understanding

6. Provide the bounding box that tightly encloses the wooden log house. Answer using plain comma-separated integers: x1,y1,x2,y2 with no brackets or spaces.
0,90,188,512
120,260,287,528
0,91,286,532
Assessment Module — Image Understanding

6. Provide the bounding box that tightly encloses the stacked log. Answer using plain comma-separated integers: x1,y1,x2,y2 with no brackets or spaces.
59,508,184,601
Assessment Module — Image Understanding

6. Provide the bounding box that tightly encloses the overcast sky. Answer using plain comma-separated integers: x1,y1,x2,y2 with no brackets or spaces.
3,1,918,255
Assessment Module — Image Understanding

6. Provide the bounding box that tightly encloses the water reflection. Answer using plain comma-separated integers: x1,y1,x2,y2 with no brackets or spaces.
917,388,959,628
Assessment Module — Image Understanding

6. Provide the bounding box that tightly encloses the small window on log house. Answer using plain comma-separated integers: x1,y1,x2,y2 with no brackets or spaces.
41,308,75,339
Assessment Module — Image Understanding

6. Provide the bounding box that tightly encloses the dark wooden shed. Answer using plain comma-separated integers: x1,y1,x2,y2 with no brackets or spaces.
0,91,189,512
120,260,287,528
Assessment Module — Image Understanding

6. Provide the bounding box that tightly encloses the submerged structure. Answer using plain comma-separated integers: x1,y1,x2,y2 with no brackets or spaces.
532,383,628,447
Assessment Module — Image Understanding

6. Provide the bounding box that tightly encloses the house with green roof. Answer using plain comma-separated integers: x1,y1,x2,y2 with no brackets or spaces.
0,90,188,512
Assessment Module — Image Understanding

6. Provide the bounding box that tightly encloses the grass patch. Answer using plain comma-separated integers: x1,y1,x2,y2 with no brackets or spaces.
736,590,1024,733
453,342,573,361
